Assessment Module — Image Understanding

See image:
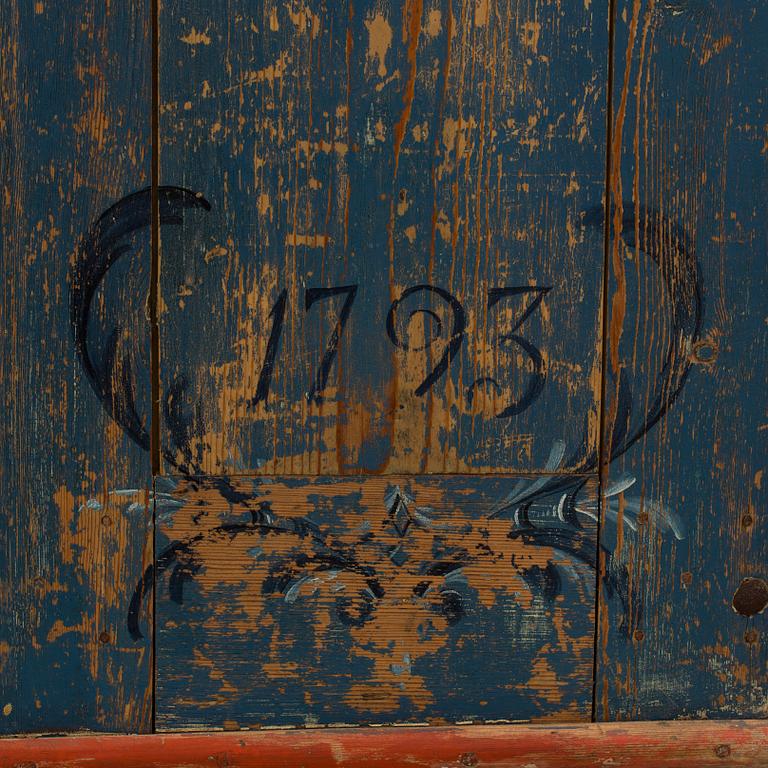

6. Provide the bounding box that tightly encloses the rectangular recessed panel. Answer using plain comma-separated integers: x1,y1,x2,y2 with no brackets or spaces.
157,0,609,475
156,475,598,729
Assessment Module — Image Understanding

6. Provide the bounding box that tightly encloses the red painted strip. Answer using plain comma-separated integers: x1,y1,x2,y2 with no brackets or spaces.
1,721,766,767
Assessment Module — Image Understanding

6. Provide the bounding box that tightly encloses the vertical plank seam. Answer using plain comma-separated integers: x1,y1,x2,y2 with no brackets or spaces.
150,0,160,734
149,0,160,476
592,0,617,724
151,476,157,733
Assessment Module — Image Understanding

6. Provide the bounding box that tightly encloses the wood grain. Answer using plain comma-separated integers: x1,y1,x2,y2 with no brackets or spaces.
156,0,609,476
597,0,768,719
3,721,768,767
0,3,153,733
155,474,598,729
1,0,764,737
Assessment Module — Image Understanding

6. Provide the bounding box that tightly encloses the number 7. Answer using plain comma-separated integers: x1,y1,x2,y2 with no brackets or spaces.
305,285,358,404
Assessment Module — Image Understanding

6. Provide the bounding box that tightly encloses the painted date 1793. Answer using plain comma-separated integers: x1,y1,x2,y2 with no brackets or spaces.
252,283,552,415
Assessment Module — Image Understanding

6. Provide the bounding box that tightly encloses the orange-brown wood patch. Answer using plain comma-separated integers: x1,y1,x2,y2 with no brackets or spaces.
154,475,598,728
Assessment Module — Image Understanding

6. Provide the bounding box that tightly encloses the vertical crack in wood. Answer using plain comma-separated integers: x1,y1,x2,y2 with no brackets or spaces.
150,0,161,478
593,0,618,724
150,0,160,734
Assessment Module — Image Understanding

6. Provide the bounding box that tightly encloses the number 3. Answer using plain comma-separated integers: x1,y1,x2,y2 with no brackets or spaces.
466,287,551,418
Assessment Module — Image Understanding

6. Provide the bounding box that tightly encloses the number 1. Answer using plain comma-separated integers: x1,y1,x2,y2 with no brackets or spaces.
248,289,287,407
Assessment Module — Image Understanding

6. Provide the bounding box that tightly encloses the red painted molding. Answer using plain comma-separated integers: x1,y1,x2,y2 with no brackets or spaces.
1,721,767,767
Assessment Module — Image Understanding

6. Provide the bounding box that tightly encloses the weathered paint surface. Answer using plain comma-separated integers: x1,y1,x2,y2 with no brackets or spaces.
157,0,609,476
1,0,767,739
0,3,153,734
597,0,768,719
155,475,598,728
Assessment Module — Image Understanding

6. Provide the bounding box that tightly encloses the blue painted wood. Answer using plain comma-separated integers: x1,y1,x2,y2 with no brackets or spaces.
155,474,598,728
597,0,768,719
0,4,153,733
2,0,762,736
156,0,610,476
153,0,612,730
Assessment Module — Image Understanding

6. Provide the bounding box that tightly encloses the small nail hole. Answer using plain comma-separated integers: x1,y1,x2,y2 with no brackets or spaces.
741,514,754,529
99,631,111,645
745,629,759,644
681,572,693,587
633,629,645,642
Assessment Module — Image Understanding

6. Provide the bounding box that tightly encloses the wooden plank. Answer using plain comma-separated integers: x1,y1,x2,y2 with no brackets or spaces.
3,721,768,767
157,0,609,476
155,474,598,729
596,1,768,718
0,4,153,733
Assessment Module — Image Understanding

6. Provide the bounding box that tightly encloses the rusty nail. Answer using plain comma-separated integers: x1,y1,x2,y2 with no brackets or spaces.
681,572,693,586
101,515,112,527
745,629,759,644
714,744,731,759
459,753,478,767
741,514,754,529
732,577,768,617
99,631,111,645
633,629,645,642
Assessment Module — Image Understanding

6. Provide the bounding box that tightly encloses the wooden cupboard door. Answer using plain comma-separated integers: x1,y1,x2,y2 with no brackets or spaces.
155,474,600,728
2,0,766,737
152,0,609,729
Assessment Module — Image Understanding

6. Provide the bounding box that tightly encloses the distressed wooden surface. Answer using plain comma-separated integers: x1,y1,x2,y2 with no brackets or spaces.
157,0,609,476
3,721,768,768
597,0,768,719
0,3,153,733
155,475,598,728
1,0,766,740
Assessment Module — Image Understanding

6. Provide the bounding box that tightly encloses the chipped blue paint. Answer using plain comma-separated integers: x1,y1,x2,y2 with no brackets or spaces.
155,475,600,729
0,1,153,734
